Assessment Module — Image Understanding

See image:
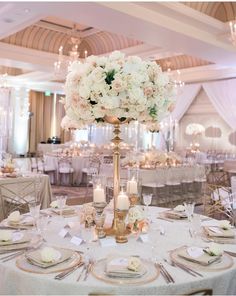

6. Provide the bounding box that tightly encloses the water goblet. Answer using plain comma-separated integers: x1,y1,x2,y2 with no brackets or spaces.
56,195,67,219
28,200,41,229
36,215,49,240
184,201,195,222
143,194,153,219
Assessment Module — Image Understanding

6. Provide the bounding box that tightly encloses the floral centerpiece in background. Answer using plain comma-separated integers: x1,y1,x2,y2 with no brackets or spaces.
185,123,205,136
61,51,174,128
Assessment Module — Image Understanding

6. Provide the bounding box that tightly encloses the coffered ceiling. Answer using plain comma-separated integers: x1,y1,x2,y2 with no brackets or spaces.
0,2,235,92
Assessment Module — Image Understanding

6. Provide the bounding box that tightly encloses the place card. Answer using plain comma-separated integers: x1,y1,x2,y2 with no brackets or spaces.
58,228,70,238
100,237,117,247
70,236,84,246
138,234,149,243
65,222,75,229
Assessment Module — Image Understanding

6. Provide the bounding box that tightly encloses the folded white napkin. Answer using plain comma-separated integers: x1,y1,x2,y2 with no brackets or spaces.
8,211,21,223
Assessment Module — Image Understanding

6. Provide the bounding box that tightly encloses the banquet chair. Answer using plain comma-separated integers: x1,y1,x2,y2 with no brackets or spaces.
182,165,195,193
0,179,38,219
58,157,74,186
203,184,235,223
41,156,57,185
165,166,183,206
141,168,166,206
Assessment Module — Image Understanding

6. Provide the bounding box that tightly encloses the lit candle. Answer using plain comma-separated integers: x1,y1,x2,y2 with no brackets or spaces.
84,50,88,58
127,177,138,194
116,190,130,210
93,184,105,203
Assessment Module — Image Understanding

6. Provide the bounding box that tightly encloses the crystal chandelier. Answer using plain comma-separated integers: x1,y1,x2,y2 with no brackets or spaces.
54,25,87,79
229,21,236,46
166,62,184,89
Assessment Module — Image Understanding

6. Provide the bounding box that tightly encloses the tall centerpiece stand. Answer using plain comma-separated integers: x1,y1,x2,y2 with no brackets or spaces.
61,50,174,244
104,116,130,241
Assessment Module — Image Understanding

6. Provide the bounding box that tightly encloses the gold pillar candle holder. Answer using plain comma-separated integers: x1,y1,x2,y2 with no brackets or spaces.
115,209,128,243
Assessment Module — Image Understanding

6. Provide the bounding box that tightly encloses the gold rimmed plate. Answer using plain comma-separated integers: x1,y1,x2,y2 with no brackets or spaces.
91,258,159,285
170,246,234,272
16,249,82,274
201,227,236,245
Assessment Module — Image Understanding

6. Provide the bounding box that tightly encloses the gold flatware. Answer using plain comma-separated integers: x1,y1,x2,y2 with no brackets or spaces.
83,260,93,281
172,260,203,277
164,259,197,277
77,264,87,281
1,250,25,262
224,250,236,257
160,263,175,283
156,263,174,283
54,262,84,280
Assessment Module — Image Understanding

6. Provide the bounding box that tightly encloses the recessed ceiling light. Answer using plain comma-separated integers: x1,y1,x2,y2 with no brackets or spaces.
24,8,30,14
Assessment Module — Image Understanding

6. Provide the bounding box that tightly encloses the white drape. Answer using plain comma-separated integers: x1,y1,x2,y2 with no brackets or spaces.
203,79,236,130
171,84,201,122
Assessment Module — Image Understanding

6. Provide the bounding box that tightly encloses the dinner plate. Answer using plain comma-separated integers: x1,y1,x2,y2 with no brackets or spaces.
170,246,234,272
91,258,159,285
201,227,236,244
16,250,81,274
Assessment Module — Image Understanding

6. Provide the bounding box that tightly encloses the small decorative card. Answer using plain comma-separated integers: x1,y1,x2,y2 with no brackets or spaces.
100,237,117,247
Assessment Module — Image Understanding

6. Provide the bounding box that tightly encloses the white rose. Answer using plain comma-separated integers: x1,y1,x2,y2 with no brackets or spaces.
109,51,125,61
174,205,185,212
100,95,120,109
219,220,231,230
206,243,223,256
50,200,58,208
40,247,59,263
128,257,142,272
0,230,12,241
8,211,21,223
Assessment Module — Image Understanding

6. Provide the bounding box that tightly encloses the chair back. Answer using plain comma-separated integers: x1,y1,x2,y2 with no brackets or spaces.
0,179,38,219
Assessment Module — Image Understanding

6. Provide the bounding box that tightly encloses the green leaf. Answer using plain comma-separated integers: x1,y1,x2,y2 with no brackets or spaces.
105,69,116,85
149,105,157,118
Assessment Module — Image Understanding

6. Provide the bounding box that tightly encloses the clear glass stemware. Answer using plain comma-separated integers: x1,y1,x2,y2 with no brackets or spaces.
143,193,153,219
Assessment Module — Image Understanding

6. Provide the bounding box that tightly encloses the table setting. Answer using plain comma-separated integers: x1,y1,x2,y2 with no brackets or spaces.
0,202,236,295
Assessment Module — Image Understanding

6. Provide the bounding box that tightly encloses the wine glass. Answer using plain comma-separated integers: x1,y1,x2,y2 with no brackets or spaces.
56,195,67,219
36,215,49,240
184,201,195,222
28,200,41,229
143,194,153,219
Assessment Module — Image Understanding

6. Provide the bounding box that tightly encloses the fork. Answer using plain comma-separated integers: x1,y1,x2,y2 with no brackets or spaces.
55,262,84,280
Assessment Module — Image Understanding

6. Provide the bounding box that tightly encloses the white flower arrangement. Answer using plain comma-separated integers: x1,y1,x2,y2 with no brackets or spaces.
185,123,205,136
128,206,144,224
62,51,175,128
205,243,223,256
218,220,231,230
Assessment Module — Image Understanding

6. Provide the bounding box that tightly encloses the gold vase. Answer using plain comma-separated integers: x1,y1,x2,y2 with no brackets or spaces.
104,116,130,235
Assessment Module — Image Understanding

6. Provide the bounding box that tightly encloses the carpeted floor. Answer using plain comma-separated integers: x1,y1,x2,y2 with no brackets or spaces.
51,185,93,205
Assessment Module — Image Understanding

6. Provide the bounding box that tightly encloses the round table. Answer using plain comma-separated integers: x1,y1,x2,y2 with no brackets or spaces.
0,207,235,295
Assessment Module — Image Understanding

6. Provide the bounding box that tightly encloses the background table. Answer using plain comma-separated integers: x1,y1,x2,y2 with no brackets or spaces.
0,174,52,221
0,207,235,295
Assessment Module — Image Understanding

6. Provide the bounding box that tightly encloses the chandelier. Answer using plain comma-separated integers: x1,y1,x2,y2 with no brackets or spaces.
54,25,87,79
166,62,185,89
229,21,236,46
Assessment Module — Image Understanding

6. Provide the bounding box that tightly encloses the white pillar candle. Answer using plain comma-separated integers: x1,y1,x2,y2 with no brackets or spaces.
116,190,130,210
93,185,105,203
127,177,138,194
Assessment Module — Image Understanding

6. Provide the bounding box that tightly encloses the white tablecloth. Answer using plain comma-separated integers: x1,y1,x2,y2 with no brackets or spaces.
100,164,205,184
0,207,235,295
38,144,66,154
0,174,52,221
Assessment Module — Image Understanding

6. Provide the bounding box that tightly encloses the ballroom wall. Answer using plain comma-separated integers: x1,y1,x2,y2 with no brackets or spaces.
176,88,236,152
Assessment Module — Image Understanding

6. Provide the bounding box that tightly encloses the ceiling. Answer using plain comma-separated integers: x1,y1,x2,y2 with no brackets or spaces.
183,2,236,22
0,2,235,92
